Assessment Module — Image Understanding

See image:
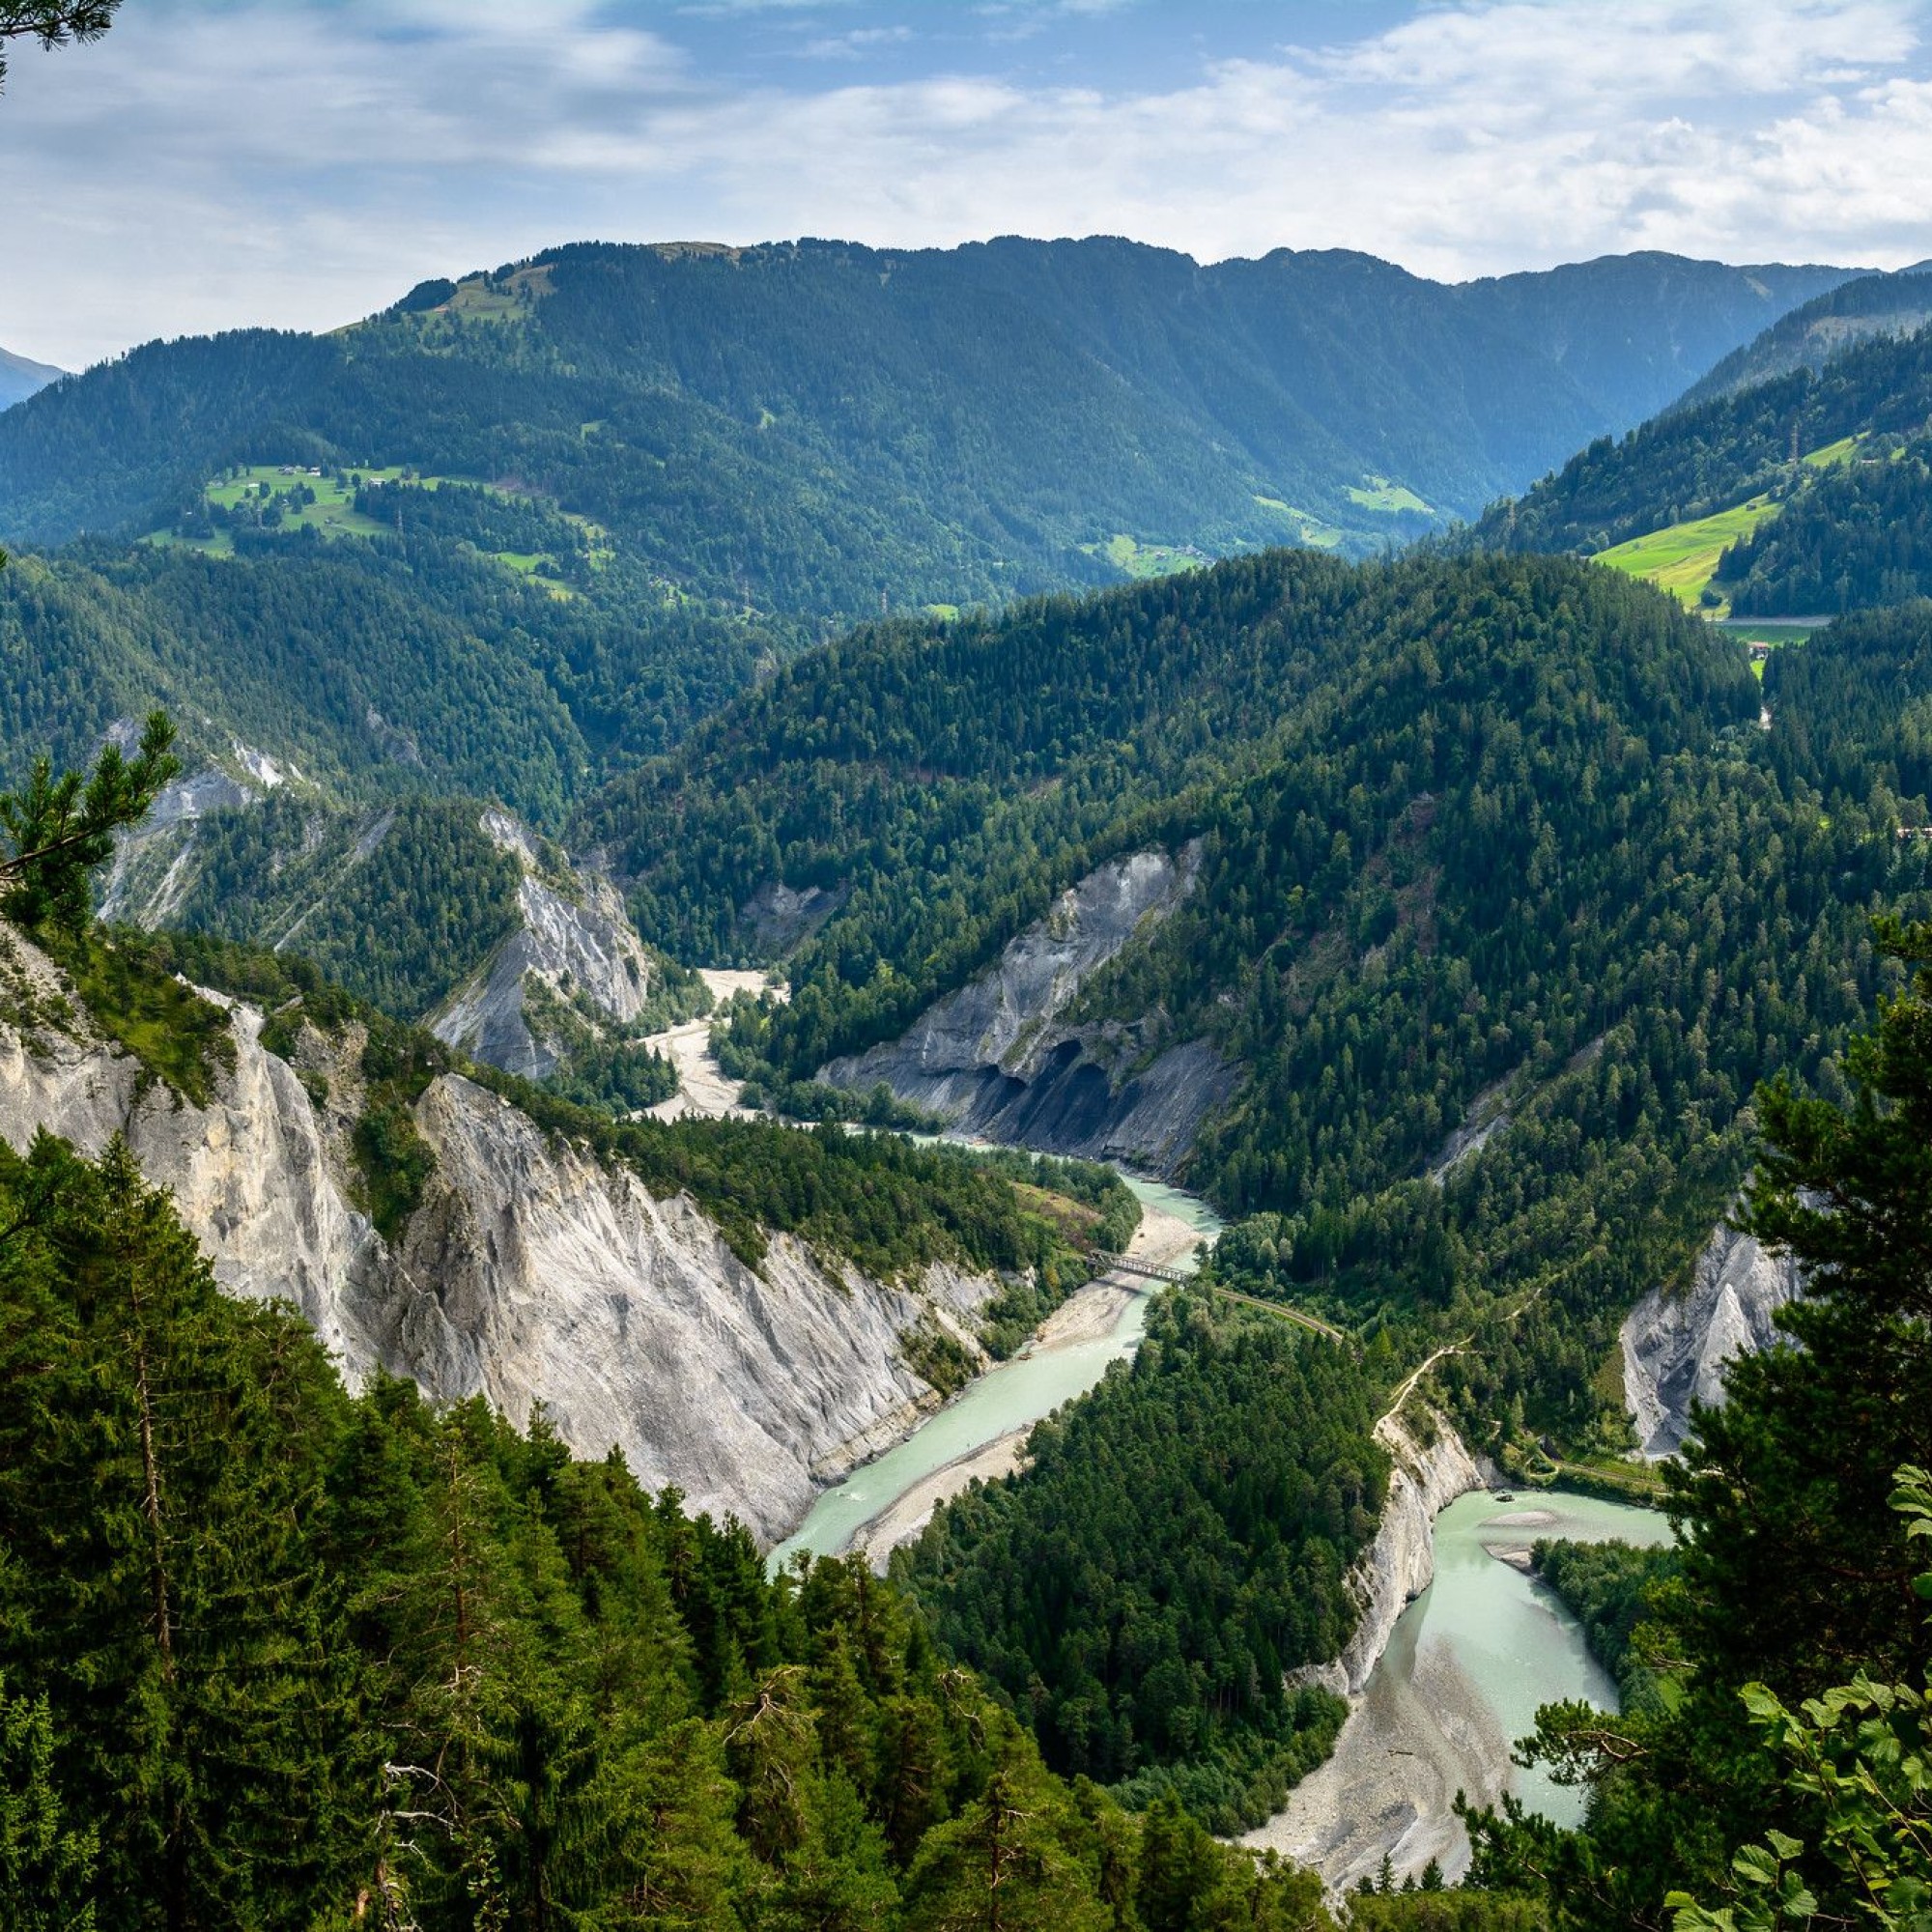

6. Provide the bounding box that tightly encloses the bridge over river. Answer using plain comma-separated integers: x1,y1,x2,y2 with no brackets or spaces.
1091,1253,1349,1343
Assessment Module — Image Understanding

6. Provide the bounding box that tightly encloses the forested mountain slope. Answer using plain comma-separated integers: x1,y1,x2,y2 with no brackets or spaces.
0,483,781,1081
1452,250,1853,424
1674,265,1932,409
588,547,1930,1462
0,1123,1366,1932
1469,299,1932,619
0,907,1138,1540
0,508,774,810
1714,426,1932,614
1474,313,1932,557
0,241,1851,1051
0,240,1846,577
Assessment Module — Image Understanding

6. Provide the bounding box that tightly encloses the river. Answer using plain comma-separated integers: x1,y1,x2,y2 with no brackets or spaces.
768,1172,1222,1573
767,1149,1672,1892
1246,1487,1675,1889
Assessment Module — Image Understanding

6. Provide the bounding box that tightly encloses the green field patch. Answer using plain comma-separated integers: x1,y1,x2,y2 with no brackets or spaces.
147,465,612,591
1346,474,1432,515
923,603,962,621
1716,617,1821,681
1595,493,1781,611
1251,495,1346,548
491,552,575,598
1089,533,1209,579
202,463,429,541
1719,619,1823,645
431,263,554,324
142,528,235,557
1803,432,1866,469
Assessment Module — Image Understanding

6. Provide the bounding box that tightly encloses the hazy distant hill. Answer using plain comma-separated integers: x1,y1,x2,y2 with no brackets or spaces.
1474,314,1932,560
0,238,1850,589
1453,250,1851,427
0,343,64,410
1672,268,1932,411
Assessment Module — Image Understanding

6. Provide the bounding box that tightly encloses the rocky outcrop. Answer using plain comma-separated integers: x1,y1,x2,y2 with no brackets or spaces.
1621,1221,1801,1458
387,1073,1000,1538
1320,1407,1486,1695
100,736,291,927
431,811,682,1080
822,845,1236,1173
1251,1406,1488,1889
741,879,846,952
0,928,1005,1543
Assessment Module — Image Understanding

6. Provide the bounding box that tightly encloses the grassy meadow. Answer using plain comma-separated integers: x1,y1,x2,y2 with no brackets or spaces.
1595,493,1781,611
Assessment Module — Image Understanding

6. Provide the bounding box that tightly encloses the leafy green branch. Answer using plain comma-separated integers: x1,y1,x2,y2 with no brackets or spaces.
0,712,181,932
1668,1464,1932,1931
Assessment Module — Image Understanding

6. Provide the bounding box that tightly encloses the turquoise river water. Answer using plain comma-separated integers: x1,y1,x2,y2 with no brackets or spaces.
767,1162,1672,1860
768,1174,1222,1571
1410,1489,1674,1829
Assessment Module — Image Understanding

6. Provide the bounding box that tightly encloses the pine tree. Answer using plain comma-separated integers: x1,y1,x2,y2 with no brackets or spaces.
0,1131,363,1927
900,1729,1111,1932
0,1671,96,1932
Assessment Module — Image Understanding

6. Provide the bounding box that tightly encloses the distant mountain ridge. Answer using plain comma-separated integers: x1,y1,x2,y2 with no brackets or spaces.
0,238,1851,586
1468,289,1932,619
1451,250,1857,425
0,343,64,410
1672,268,1932,411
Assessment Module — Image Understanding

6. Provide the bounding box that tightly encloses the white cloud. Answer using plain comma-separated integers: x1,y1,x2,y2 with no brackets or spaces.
804,23,915,58
1,0,1929,367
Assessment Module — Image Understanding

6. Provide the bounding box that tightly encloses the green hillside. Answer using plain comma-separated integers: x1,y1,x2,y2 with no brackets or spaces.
1595,492,1781,609
0,341,64,410
1673,266,1932,408
584,546,1928,1430
1475,315,1932,557
5,337,1932,1929
569,537,1932,1852
0,241,1851,586
0,240,1859,1043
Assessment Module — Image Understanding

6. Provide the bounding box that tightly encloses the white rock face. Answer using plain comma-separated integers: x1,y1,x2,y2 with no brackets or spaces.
0,970,393,1369
1249,1406,1487,1887
1621,1221,1801,1458
393,1074,997,1537
1338,1408,1487,1693
432,810,670,1079
0,929,1002,1543
99,759,263,925
823,844,1236,1172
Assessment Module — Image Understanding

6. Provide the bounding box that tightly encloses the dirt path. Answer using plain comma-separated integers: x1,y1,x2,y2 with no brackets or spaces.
1379,1342,1466,1428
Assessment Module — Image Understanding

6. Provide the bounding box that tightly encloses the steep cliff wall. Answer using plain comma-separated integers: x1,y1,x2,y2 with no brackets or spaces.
1290,1406,1486,1699
99,739,287,928
0,927,1002,1542
1621,1220,1801,1458
431,810,680,1079
1249,1406,1487,1886
822,845,1236,1173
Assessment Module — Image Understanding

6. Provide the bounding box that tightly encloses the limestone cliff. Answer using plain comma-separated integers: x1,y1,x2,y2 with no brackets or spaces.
431,810,686,1080
822,845,1236,1173
1295,1406,1485,1697
1621,1220,1801,1458
99,736,294,928
0,928,1003,1543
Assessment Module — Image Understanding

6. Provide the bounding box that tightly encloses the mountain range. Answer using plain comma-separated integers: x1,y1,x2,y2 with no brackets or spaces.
0,240,1852,574
3,225,1932,1930
0,341,63,411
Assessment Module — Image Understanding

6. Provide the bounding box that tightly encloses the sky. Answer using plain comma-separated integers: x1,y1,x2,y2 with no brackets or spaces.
5,0,1932,369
